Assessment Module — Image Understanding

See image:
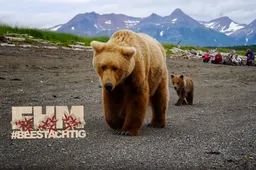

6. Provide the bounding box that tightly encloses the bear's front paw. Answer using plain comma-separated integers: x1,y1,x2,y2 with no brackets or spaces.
113,130,130,136
175,103,181,106
147,123,165,128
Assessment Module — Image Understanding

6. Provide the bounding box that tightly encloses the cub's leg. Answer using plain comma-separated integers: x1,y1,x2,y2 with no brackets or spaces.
182,98,188,105
175,89,186,106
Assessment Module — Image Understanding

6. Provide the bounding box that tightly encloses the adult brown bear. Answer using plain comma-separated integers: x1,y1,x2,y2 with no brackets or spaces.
91,30,169,136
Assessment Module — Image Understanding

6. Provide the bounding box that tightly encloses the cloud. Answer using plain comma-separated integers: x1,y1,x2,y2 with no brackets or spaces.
0,10,78,28
38,0,91,4
0,0,256,28
98,4,119,13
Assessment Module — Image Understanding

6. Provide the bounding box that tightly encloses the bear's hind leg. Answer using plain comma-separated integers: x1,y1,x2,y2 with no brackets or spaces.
148,76,168,128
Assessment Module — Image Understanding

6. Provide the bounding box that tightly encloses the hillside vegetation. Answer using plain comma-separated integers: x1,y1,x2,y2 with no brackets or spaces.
0,25,254,56
0,25,108,46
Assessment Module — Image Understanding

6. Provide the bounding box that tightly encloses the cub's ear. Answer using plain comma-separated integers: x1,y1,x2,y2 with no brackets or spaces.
179,75,184,79
171,75,175,79
90,41,106,54
120,46,136,59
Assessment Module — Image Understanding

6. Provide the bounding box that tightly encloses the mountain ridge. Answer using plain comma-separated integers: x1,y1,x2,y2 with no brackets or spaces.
47,9,256,46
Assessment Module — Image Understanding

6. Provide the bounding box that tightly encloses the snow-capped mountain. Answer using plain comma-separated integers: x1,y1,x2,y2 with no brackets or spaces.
57,12,141,37
230,19,256,45
200,17,246,36
47,9,255,46
132,8,235,46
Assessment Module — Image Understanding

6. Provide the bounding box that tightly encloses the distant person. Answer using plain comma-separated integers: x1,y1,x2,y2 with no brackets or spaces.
245,49,255,66
223,54,235,66
211,52,223,64
232,55,243,66
202,52,210,63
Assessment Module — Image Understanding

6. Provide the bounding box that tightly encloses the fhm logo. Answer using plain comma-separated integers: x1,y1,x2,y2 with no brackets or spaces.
11,106,86,139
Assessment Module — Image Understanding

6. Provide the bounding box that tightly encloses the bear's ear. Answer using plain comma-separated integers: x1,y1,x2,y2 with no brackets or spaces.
120,47,136,59
90,41,106,54
171,75,175,79
179,75,184,79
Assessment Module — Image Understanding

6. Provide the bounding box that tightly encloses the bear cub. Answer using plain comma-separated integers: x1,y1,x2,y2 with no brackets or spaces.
171,75,194,106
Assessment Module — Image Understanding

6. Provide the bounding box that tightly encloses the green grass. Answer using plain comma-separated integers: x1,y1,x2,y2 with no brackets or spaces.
0,25,109,46
0,24,253,55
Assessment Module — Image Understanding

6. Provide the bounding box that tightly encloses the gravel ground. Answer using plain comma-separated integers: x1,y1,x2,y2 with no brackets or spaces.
0,46,255,170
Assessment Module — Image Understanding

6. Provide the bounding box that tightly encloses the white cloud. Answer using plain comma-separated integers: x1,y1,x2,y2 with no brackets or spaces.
0,11,78,28
0,0,255,28
38,0,91,4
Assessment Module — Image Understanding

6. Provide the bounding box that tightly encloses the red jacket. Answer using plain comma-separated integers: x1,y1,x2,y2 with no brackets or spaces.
203,53,210,59
214,54,222,63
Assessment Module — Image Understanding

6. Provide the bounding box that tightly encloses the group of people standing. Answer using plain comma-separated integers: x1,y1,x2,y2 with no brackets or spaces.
202,49,255,66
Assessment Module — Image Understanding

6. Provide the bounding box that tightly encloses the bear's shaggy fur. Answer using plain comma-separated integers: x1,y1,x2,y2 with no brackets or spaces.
91,30,169,136
171,75,194,106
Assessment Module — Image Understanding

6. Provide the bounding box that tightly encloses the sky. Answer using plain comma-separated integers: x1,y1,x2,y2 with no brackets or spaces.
1,0,256,28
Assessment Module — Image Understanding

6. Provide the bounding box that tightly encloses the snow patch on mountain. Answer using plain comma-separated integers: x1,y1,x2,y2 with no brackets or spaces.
71,27,75,30
203,20,245,36
105,20,111,24
172,18,177,23
160,31,163,36
224,22,244,33
204,22,216,28
124,20,140,28
49,25,62,31
247,29,254,35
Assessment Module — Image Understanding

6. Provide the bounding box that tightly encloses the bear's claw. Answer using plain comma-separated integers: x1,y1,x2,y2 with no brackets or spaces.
147,123,165,128
113,130,130,136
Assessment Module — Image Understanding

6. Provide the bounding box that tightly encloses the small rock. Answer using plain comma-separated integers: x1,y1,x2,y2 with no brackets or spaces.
10,78,21,81
205,151,221,155
0,43,15,47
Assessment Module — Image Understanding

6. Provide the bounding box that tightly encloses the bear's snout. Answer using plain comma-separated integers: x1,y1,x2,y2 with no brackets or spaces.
104,83,113,92
174,87,177,90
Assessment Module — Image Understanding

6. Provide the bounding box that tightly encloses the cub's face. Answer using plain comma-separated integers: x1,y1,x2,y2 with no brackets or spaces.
91,41,136,92
171,75,184,91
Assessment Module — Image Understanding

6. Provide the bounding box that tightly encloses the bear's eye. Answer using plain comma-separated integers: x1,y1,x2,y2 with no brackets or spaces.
101,65,107,70
111,66,118,71
177,82,179,85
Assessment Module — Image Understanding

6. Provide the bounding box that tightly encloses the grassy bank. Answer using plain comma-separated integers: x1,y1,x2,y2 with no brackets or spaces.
0,25,253,55
0,25,109,46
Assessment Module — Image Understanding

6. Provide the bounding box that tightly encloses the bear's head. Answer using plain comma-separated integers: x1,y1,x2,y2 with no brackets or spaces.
171,75,184,91
91,41,136,92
